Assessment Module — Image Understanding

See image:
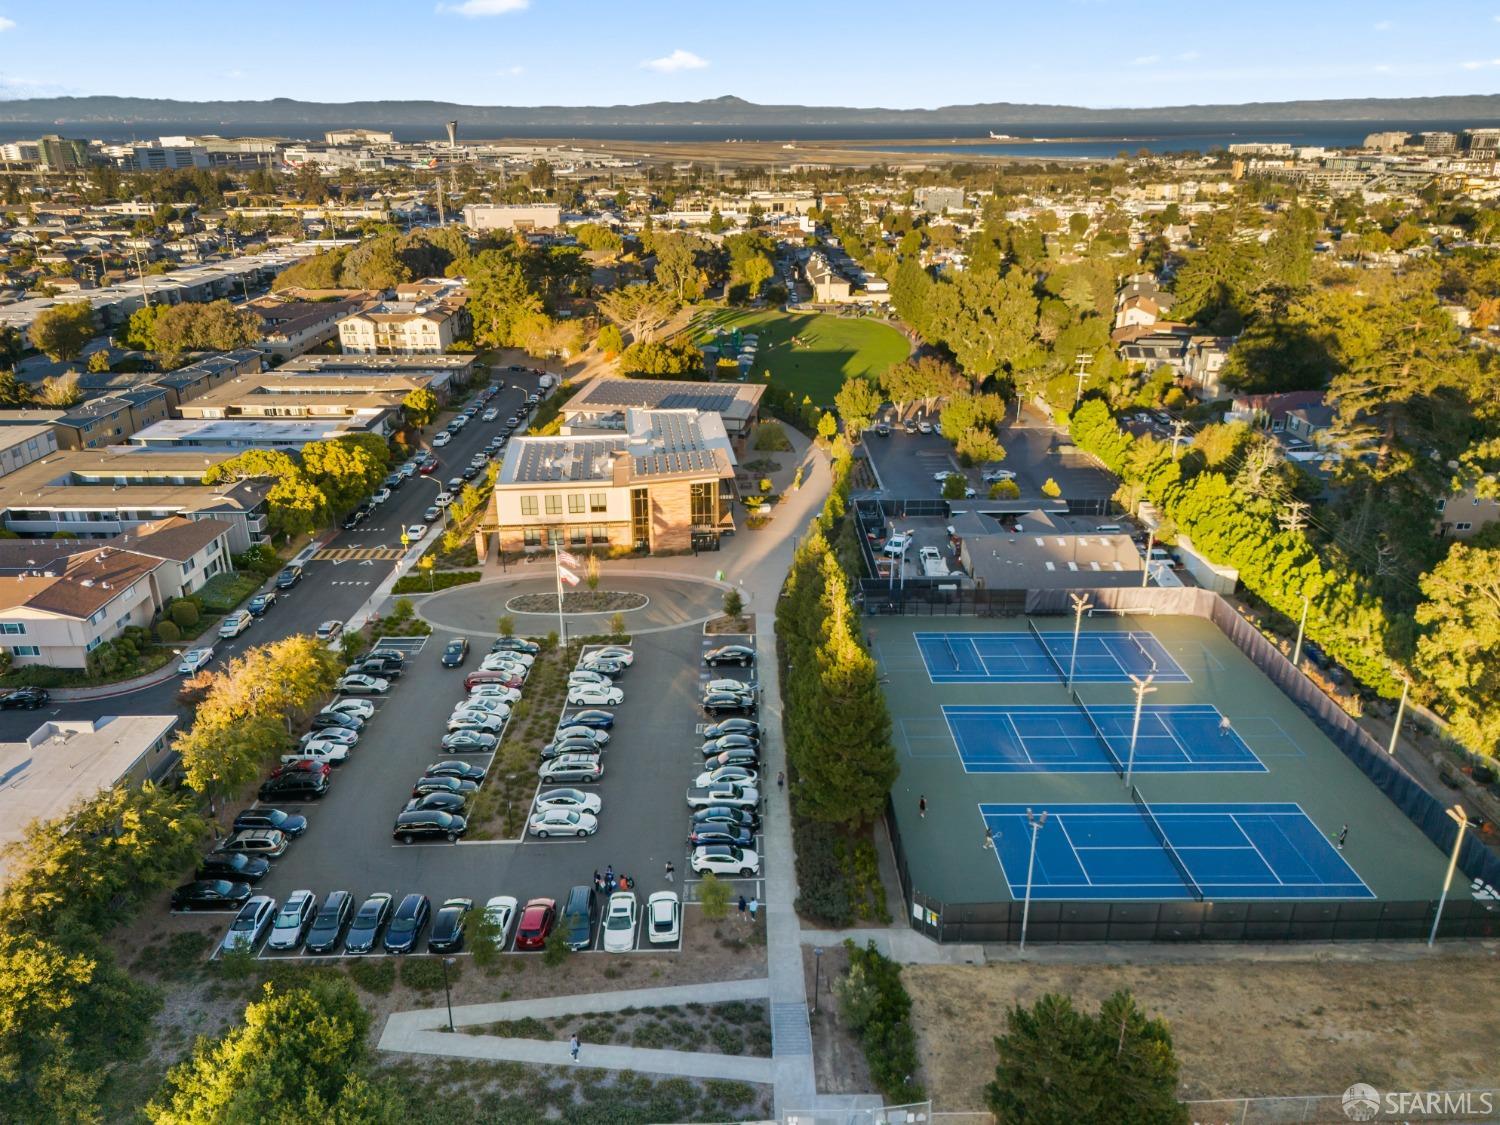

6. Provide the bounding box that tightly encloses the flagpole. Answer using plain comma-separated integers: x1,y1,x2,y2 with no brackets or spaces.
554,539,566,648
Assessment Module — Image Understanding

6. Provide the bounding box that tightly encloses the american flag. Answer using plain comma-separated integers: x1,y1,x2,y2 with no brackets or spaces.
558,565,580,587
557,549,580,568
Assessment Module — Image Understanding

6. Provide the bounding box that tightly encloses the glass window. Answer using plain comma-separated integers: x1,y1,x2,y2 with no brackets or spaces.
591,524,608,544
523,527,542,547
10,645,39,657
590,493,607,513
520,496,538,517
0,623,25,636
570,527,587,546
690,481,715,526
85,636,102,652
568,494,584,514
545,495,562,516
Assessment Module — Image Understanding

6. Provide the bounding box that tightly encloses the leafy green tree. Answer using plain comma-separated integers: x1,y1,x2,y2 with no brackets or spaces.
37,372,82,408
618,339,701,377
31,301,94,361
147,300,258,360
1414,543,1500,753
402,387,439,427
122,305,165,351
85,350,111,374
941,473,968,499
816,411,838,441
0,324,24,366
596,323,624,356
467,249,546,349
987,991,1187,1125
698,872,731,920
571,223,623,254
300,438,385,514
1041,477,1062,498
0,370,32,407
597,283,679,344
833,375,883,437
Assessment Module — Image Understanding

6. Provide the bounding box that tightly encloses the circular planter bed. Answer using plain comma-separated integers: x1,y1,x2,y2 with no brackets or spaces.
506,590,648,614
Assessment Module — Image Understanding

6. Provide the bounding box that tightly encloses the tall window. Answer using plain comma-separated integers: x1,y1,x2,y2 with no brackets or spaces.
523,527,542,547
520,495,538,517
545,495,562,516
591,524,608,543
630,488,650,550
568,494,585,514
590,493,607,513
690,481,715,527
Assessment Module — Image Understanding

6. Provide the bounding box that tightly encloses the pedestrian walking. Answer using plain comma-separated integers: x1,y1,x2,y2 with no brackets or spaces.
777,770,785,790
569,1034,580,1061
1218,716,1233,738
593,869,603,893
1336,824,1349,851
749,896,759,920
918,795,927,818
664,861,674,883
983,826,996,850
738,894,747,917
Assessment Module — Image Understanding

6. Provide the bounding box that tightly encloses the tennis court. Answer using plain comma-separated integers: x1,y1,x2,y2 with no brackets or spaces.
944,703,1265,775
915,627,1188,684
979,800,1374,902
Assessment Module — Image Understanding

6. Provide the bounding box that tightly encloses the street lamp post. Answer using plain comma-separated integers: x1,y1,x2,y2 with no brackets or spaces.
1387,677,1410,758
811,947,823,1015
1123,673,1156,789
1428,805,1472,947
1067,593,1093,690
441,956,457,1032
1292,594,1310,667
1019,808,1048,953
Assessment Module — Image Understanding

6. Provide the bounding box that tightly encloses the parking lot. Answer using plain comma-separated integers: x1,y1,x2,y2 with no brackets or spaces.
183,614,766,960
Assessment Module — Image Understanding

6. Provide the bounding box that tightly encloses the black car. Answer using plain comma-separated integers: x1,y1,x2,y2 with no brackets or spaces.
701,734,760,757
440,730,498,754
563,708,614,729
702,692,756,716
171,879,252,911
0,687,49,710
411,776,478,799
259,772,330,801
441,638,469,668
393,809,468,843
358,651,406,675
197,851,270,884
576,658,624,679
691,805,760,831
348,657,402,680
460,465,479,481
344,892,394,954
425,760,486,783
491,637,540,655
275,565,304,590
383,472,403,490
704,718,761,740
341,508,366,530
405,791,468,814
704,645,755,667
540,736,603,761
428,897,473,953
705,748,760,769
309,711,363,732
246,591,277,616
383,893,431,953
305,890,355,954
232,807,308,838
689,824,756,848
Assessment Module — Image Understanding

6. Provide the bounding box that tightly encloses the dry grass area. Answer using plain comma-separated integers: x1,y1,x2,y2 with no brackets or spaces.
704,613,755,635
906,952,1500,1111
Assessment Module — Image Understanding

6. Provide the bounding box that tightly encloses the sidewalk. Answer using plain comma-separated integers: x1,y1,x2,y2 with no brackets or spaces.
49,659,181,701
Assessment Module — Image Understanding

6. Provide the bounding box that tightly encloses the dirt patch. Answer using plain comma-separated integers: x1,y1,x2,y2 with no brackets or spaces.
466,999,772,1057
508,590,647,614
803,943,874,1095
904,952,1500,1112
704,613,755,635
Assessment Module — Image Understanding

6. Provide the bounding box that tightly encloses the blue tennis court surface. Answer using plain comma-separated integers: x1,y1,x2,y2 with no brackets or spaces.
979,801,1373,901
945,704,1265,774
916,629,1188,684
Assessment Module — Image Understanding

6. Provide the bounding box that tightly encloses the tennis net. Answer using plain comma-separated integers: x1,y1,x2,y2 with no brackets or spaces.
1131,786,1203,901
1026,617,1067,682
1071,689,1124,777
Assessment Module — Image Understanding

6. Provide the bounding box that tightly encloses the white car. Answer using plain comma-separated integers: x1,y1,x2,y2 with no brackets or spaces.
568,669,611,688
370,488,392,506
221,895,276,953
177,647,214,675
451,697,511,719
405,524,428,541
694,765,759,788
590,646,634,666
435,491,454,507
281,742,348,766
534,788,602,815
447,710,505,734
932,470,962,483
431,432,452,447
567,684,624,707
336,674,389,695
982,468,1017,482
602,891,637,953
315,620,343,642
468,685,522,706
493,650,535,668
481,654,531,676
645,891,680,945
917,421,933,434
882,533,912,558
323,698,375,721
528,808,599,838
483,895,517,948
266,890,316,951
218,610,252,639
691,844,761,877
302,728,357,747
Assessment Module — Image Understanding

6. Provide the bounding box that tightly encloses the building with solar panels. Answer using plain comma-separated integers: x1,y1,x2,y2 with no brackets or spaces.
487,408,741,555
559,377,764,455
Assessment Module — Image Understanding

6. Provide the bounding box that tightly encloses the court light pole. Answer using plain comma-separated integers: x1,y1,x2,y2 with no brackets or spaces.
1291,594,1310,667
1140,530,1155,589
1067,593,1093,690
1386,676,1410,758
1123,673,1156,789
1428,805,1472,947
1019,808,1048,953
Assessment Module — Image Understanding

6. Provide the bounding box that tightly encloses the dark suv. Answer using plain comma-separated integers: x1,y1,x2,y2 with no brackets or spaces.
383,893,431,953
259,771,329,801
559,884,599,951
393,809,467,843
0,688,49,710
305,889,354,954
232,807,307,837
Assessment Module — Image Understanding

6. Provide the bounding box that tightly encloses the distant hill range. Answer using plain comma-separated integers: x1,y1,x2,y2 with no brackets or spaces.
1,93,1500,131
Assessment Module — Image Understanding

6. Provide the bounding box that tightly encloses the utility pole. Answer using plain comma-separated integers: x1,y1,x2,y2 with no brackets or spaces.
1123,673,1156,789
1277,501,1310,535
1169,419,1189,460
1071,351,1093,407
1292,593,1311,666
1140,529,1155,588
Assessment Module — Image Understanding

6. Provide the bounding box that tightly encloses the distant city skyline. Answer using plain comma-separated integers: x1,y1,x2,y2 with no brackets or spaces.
0,0,1497,110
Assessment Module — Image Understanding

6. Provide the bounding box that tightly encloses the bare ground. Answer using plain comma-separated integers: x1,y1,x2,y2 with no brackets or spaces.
803,943,874,1096
904,950,1500,1112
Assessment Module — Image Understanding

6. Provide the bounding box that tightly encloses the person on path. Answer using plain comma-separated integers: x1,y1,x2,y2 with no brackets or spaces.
777,770,785,790
1218,716,1233,738
983,826,996,850
593,870,603,893
749,896,759,920
1336,824,1349,850
738,894,747,917
664,861,674,883
570,1034,580,1061
918,795,927,818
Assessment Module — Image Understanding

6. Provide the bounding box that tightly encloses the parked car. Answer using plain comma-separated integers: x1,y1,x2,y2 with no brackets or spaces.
370,488,392,506
232,807,307,838
383,893,431,954
347,657,402,680
216,828,289,859
533,788,601,815
563,708,614,729
567,684,623,707
305,890,355,954
702,691,756,717
344,892,395,954
0,687,50,710
177,647,214,675
428,897,474,953
483,895,518,950
528,808,598,838
246,592,277,616
411,775,479,798
336,674,389,695
221,896,277,954
701,733,760,757
982,468,1017,482
171,879,252,912
423,505,442,522
275,565,303,590
266,889,317,950
691,805,761,831
690,824,756,848
694,765,759,788
590,646,633,665
540,736,605,761
446,710,505,734
258,771,329,802
323,698,375,722
405,791,468,814
282,742,348,767
432,431,451,447
559,884,599,951
452,697,510,719
577,658,625,678
554,724,609,746
441,638,469,667
602,891,637,953
567,669,612,689
405,524,428,541
441,730,498,754
218,610,253,639
646,891,680,945
705,748,760,770
491,637,541,655
425,760,487,783
269,758,329,779
685,783,760,810
882,532,912,558
393,810,469,843
464,670,523,691
538,753,603,784
691,844,761,877
703,644,755,667
309,711,363,733
198,851,270,884
514,897,556,951
468,685,521,706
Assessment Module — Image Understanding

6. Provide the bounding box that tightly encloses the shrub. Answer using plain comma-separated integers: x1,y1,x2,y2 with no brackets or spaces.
542,928,570,967
155,620,181,643
609,612,626,639
837,941,925,1102
753,423,791,451
699,872,731,920
759,477,772,494
710,1024,745,1055
392,597,415,619
989,479,1021,500
348,957,396,995
792,818,855,926
169,600,200,629
497,614,515,637
233,544,282,577
941,473,968,500
400,957,456,992
1041,476,1062,498
392,570,480,594
723,589,744,619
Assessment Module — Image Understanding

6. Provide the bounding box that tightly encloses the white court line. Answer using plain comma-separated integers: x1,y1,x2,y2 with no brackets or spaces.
1052,815,1095,887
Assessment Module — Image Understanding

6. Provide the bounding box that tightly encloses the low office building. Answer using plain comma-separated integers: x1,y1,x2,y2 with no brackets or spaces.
0,714,180,881
171,372,422,434
952,510,1146,589
561,377,765,452
0,448,271,551
0,424,59,478
337,297,468,354
128,416,384,451
278,353,474,397
462,204,562,232
488,408,738,555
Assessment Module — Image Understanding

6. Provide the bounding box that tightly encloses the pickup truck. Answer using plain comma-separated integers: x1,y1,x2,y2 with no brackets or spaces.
686,783,761,810
918,546,950,577
281,742,349,767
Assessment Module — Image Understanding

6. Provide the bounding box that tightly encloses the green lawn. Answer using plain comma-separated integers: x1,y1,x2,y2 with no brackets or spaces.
688,309,910,405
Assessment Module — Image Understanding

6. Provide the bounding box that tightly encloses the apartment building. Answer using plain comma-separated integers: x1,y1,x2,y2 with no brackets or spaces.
278,353,475,397
337,298,468,355
152,349,263,408
1436,481,1500,540
0,425,59,478
51,388,170,451
244,295,374,360
488,409,738,555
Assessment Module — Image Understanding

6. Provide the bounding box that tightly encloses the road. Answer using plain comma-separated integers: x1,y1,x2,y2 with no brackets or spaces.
0,365,544,742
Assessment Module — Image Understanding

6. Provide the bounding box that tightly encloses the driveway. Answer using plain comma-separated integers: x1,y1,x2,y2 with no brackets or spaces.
419,574,728,637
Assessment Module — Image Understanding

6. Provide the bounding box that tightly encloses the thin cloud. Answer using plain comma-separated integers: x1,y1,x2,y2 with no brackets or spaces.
1373,19,1393,30
441,0,528,15
1130,54,1161,66
1460,58,1500,69
0,17,15,32
642,49,709,73
1177,50,1200,62
496,65,525,76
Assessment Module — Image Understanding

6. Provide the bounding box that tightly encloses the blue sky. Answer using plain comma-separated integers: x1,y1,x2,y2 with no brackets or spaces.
0,0,1497,107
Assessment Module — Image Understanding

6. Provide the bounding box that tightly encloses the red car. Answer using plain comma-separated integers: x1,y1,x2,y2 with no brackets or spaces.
514,897,557,951
465,670,524,692
419,459,439,475
269,760,331,779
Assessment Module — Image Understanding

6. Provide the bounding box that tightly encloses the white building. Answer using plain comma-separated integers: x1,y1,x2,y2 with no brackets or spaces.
462,204,562,232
